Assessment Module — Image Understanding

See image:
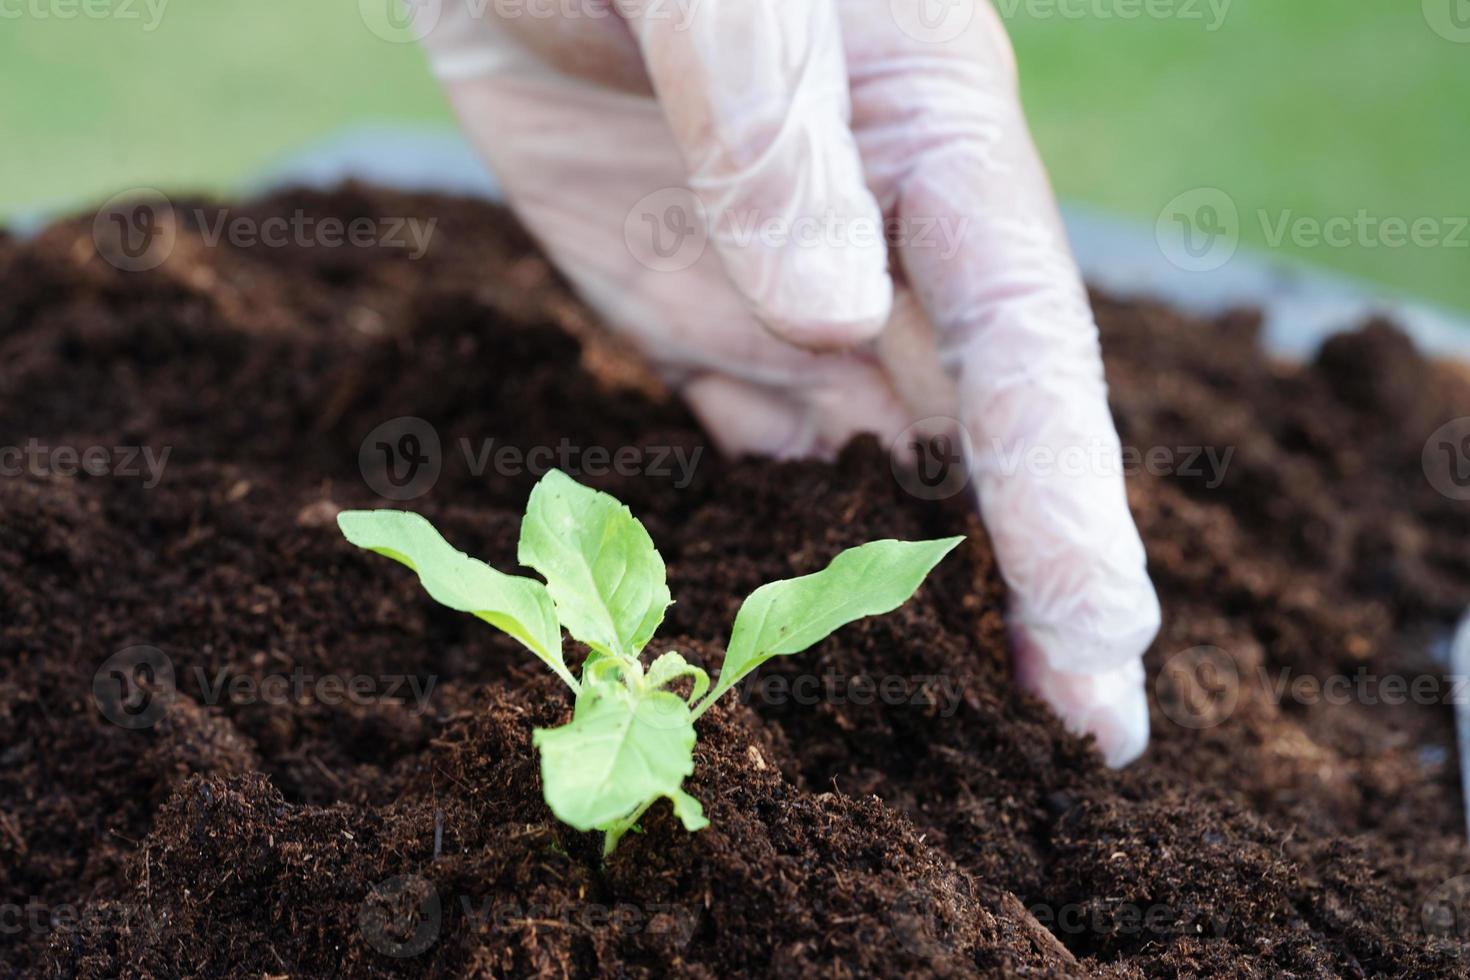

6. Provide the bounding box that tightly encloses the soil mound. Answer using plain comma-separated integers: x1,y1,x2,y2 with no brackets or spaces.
2,186,1468,977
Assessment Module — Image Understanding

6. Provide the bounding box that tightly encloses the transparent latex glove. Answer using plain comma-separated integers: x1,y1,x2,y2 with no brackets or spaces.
417,0,1161,765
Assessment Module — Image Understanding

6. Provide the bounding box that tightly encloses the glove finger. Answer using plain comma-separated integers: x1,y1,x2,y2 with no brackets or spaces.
1014,635,1150,767
886,44,1158,678
422,0,650,91
871,289,962,423
615,0,893,349
682,362,912,462
682,374,812,458
433,70,879,391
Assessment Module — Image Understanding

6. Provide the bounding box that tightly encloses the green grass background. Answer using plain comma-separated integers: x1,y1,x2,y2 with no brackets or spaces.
2,0,1466,310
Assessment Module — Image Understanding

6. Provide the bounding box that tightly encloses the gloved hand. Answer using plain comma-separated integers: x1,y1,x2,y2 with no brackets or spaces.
415,0,1161,765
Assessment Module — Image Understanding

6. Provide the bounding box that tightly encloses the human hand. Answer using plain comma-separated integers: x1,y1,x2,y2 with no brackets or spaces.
417,0,1161,765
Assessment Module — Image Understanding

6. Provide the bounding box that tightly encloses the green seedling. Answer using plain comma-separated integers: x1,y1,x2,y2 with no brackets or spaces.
338,469,961,855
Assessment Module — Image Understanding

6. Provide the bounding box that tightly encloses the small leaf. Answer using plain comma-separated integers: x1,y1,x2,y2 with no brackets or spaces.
518,469,671,659
338,510,573,690
533,682,698,832
669,789,708,832
645,651,710,705
573,653,637,717
697,537,965,713
601,787,707,855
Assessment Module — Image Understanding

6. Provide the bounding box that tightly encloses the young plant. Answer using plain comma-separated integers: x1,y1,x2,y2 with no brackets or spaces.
338,469,962,855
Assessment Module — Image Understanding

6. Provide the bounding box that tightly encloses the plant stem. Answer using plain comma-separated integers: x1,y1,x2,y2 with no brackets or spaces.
602,798,656,857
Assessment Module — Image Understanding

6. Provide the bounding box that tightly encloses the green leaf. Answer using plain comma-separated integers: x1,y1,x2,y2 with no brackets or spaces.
668,789,708,832
533,681,698,833
518,469,671,660
696,537,965,714
645,650,710,705
573,653,638,717
600,786,707,857
337,510,573,690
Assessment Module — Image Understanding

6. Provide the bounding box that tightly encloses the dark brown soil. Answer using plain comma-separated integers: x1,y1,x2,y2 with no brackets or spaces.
3,185,1469,978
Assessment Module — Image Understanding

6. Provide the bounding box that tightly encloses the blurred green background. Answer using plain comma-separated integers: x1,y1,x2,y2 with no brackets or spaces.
1,0,1466,310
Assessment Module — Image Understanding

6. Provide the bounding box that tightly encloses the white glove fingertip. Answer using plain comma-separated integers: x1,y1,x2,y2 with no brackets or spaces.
1016,576,1163,676
754,264,892,350
1079,664,1150,768
623,0,893,352
1015,640,1151,768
